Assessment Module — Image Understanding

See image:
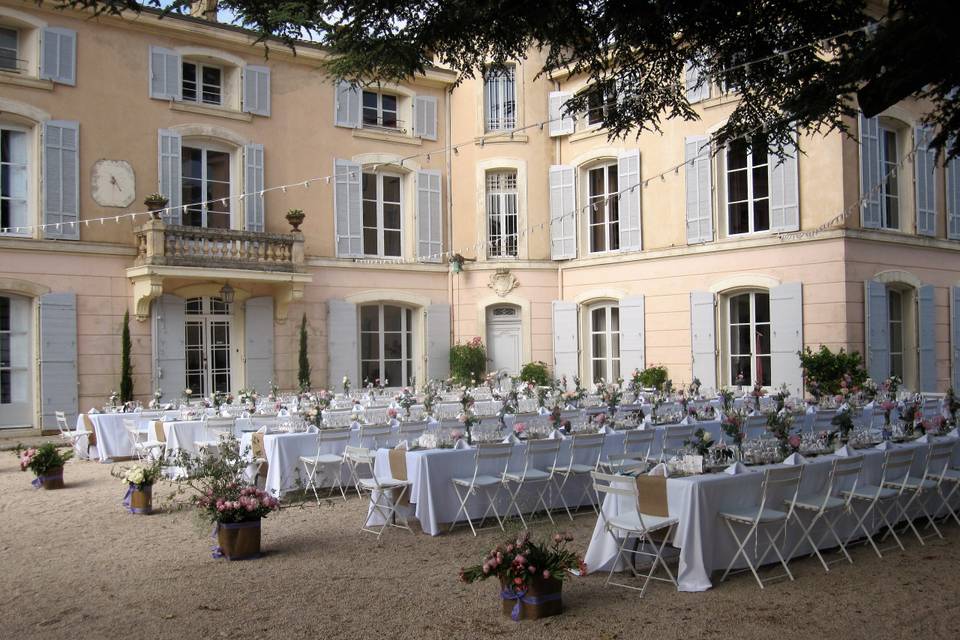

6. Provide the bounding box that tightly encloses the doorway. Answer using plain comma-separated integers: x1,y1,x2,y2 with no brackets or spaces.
486,305,521,376
184,296,232,396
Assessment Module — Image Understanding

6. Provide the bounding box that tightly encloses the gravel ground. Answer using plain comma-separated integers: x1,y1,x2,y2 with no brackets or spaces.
2,454,959,640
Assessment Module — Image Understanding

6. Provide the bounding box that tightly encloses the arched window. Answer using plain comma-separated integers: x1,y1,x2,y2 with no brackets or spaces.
586,161,619,254
589,302,620,382
360,303,413,386
726,291,771,386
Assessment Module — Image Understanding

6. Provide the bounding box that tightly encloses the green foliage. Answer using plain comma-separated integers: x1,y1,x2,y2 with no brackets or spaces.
798,346,867,397
449,336,486,385
519,361,551,386
637,366,669,391
18,442,73,476
297,313,311,392
119,309,133,403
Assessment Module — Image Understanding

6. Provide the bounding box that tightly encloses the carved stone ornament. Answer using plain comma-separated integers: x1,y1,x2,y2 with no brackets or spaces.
488,269,519,297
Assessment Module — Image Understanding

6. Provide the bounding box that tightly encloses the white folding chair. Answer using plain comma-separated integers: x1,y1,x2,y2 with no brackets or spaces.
719,465,804,589
602,429,655,474
549,432,606,520
449,442,515,535
300,428,352,504
57,411,88,458
659,425,695,462
919,441,960,533
359,423,393,450
345,445,411,539
591,471,678,596
933,442,960,527
123,418,164,462
841,448,915,557
885,443,950,543
501,438,562,528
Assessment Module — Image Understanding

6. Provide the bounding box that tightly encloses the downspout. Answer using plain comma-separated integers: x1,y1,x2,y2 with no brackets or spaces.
446,86,455,345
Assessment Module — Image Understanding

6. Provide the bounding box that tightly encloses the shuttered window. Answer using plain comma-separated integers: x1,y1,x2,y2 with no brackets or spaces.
588,163,619,253
486,171,518,258
0,126,28,234
727,292,771,387
362,172,402,257
0,27,19,71
182,61,222,106
181,143,231,229
879,127,900,229
484,66,516,131
726,137,770,234
589,304,620,383
360,304,413,387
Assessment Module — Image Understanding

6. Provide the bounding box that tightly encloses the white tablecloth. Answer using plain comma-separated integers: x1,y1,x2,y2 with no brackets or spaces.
75,413,152,462
584,435,960,591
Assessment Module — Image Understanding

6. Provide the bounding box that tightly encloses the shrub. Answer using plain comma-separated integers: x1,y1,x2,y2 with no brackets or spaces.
119,310,133,403
450,337,486,385
518,361,551,386
637,365,669,391
797,346,867,397
298,313,311,392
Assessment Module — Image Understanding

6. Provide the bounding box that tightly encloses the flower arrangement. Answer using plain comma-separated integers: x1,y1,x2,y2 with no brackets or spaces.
423,380,441,416
197,485,280,524
685,428,713,457
599,382,622,414
881,399,897,426
689,377,702,398
772,383,790,412
108,390,120,407
923,415,948,436
721,410,746,451
766,411,799,458
305,405,323,428
396,387,416,417
882,375,902,398
342,376,351,395
513,421,527,437
535,385,551,410
718,387,734,412
149,388,163,409
546,405,563,429
183,388,193,401
861,377,878,401
114,462,162,489
830,407,855,443
237,388,257,407
19,443,73,488
900,399,921,437
497,387,519,421
946,388,960,426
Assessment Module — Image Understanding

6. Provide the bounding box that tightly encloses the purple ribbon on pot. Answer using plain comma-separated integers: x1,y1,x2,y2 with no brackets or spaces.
500,588,562,621
31,469,64,489
122,483,151,514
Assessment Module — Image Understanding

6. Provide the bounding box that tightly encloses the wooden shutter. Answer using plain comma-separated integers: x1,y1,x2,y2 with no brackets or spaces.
770,282,804,396
618,150,642,251
244,297,274,393
684,62,709,103
43,121,79,240
39,292,77,430
549,165,576,260
414,96,438,141
619,296,646,375
917,284,936,392
947,155,960,240
951,286,960,393
685,136,713,244
552,301,578,382
548,91,575,136
769,138,800,232
914,126,937,236
416,170,442,262
864,280,890,382
243,65,271,116
244,143,265,232
327,300,359,386
40,27,76,86
152,294,186,397
334,81,361,128
689,291,717,392
333,159,362,257
157,129,182,224
149,46,181,100
859,112,882,229
425,304,451,381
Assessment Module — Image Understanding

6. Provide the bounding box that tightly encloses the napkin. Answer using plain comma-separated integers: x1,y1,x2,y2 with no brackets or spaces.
864,400,875,410
782,452,807,465
875,441,894,450
680,416,694,426
389,418,400,429
547,429,567,440
538,407,550,416
833,445,855,457
724,462,748,475
453,439,471,450
643,415,652,425
502,433,520,444
427,417,439,426
647,463,670,477
306,425,319,433
598,425,615,434
395,440,409,451
89,408,100,414
350,420,362,430
916,434,931,443
806,404,817,415
949,428,959,439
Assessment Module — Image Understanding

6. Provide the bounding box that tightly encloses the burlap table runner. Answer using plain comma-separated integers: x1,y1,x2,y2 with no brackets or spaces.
388,449,410,507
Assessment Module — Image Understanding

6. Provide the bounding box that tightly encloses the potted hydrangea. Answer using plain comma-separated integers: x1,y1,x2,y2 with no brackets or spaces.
19,443,73,489
112,461,163,514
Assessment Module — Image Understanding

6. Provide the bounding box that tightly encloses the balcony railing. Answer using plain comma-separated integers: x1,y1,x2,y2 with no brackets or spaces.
134,221,304,272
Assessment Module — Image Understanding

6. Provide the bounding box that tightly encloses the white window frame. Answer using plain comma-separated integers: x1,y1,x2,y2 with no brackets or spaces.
361,90,400,131
879,126,900,230
361,171,403,258
181,141,233,229
589,303,620,383
484,65,516,132
586,161,619,254
181,59,224,106
359,303,414,387
0,123,30,236
725,138,770,235
726,291,771,387
0,25,19,72
486,170,518,258
0,294,31,421
888,288,904,379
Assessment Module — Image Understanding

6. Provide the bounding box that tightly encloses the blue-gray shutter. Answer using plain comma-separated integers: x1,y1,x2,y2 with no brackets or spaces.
917,284,936,392
39,292,77,430
618,150,642,251
413,96,438,141
549,165,576,260
770,282,804,396
684,62,709,103
416,170,442,262
685,136,713,243
951,286,960,393
859,112,882,229
552,301,578,382
158,129,182,224
334,81,361,128
864,280,890,382
152,294,185,395
769,138,800,232
948,155,960,240
619,296,645,375
334,159,362,257
690,291,717,392
425,303,451,381
548,91,574,136
914,126,937,237
43,121,79,239
244,297,274,393
244,143,265,231
40,27,76,86
149,46,181,100
243,65,271,116
327,300,359,386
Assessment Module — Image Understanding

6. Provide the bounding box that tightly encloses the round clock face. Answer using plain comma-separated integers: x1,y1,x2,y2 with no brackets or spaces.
91,159,136,208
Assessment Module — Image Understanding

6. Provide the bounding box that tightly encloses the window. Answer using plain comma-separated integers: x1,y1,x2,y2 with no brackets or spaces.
726,136,769,235
182,60,222,106
0,294,31,426
486,171,518,258
362,172,402,257
181,144,231,229
360,304,413,386
484,66,516,131
184,296,232,397
362,91,399,130
588,163,619,253
728,292,771,386
0,295,12,404
0,126,28,234
879,127,900,229
889,289,904,379
586,81,615,126
590,304,620,383
0,26,18,72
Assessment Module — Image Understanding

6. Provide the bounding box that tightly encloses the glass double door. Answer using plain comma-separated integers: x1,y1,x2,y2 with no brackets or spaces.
184,297,232,396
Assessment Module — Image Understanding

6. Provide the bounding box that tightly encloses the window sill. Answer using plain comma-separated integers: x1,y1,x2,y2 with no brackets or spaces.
700,93,740,111
169,101,252,122
476,132,528,145
569,126,608,144
0,72,53,91
353,128,423,146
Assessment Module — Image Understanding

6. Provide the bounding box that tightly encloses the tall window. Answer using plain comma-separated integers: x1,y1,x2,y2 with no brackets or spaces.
182,61,223,106
362,172,402,257
888,289,904,379
0,27,18,71
484,66,516,131
360,304,413,386
362,91,399,130
590,304,620,383
588,163,619,253
586,81,615,126
0,295,13,404
0,126,28,234
728,292,771,386
727,136,769,235
0,294,31,427
182,144,231,229
880,127,900,229
486,171,518,258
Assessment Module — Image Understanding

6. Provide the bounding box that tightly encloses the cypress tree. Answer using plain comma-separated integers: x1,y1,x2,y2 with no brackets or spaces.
297,313,311,392
119,310,133,402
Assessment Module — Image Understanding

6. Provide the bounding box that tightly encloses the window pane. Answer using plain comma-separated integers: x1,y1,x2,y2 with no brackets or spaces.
382,175,401,202
731,356,751,385
383,231,401,256
589,168,604,197
182,147,203,179
754,293,770,323
753,199,769,232
592,360,604,383
592,333,606,359
362,228,378,255
610,307,619,331
757,355,771,386
360,332,379,359
384,332,402,358
727,170,748,203
591,307,606,332
382,305,402,331
728,201,749,234
362,199,377,227
384,361,403,388
207,151,230,181
363,91,378,108
362,173,376,200
727,140,748,170
729,294,750,324
381,94,397,112
888,290,902,321
889,323,903,352
361,360,380,383
756,327,771,354
360,305,379,331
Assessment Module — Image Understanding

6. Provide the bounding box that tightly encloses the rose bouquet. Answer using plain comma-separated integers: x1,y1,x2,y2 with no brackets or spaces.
721,410,746,453
766,411,798,458
396,387,416,417
19,443,73,488
718,387,734,412
830,407,855,443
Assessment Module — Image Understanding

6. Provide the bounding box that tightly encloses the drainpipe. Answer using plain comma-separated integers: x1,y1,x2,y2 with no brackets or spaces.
446,86,455,342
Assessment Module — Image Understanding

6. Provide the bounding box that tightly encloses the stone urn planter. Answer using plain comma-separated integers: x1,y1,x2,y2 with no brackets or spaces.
285,209,306,232
144,194,169,219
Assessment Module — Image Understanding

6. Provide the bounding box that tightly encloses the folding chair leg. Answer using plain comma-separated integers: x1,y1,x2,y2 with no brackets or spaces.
720,519,764,589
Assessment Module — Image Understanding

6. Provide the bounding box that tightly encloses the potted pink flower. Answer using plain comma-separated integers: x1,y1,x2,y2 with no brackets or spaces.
19,443,72,490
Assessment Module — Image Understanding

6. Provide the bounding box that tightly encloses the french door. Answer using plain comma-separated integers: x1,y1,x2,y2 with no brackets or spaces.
184,297,232,396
